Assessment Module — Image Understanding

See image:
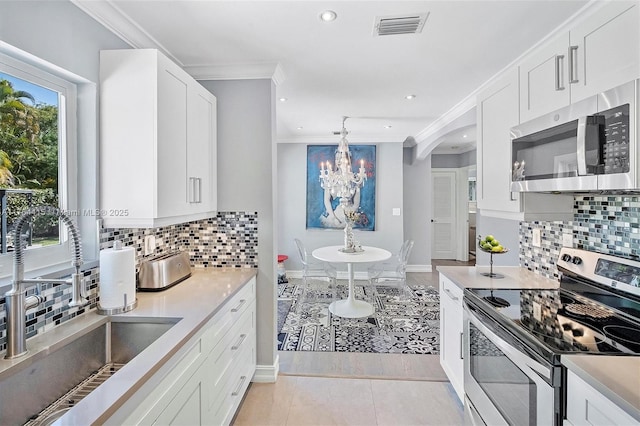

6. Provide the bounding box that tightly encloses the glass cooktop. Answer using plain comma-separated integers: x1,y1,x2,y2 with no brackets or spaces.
466,287,640,356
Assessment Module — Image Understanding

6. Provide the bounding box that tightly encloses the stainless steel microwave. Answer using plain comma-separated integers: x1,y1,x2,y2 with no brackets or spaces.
511,79,638,192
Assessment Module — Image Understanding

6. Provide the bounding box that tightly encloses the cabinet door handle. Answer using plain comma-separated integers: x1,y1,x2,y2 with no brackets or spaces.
555,54,565,91
231,299,246,312
444,288,459,302
196,178,202,203
231,334,247,351
189,177,197,203
460,332,464,360
231,375,247,396
568,45,579,84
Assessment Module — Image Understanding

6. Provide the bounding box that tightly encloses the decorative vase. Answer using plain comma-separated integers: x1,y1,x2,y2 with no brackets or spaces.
343,220,355,251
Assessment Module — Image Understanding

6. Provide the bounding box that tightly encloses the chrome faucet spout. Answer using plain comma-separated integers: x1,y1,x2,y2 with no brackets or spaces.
4,206,85,359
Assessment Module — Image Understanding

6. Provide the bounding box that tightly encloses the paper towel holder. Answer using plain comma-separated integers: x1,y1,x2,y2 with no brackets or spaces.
97,240,138,315
97,293,138,315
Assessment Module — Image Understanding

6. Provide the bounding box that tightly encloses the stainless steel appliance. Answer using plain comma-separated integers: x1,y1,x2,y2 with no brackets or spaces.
463,247,640,425
511,79,638,192
137,251,192,291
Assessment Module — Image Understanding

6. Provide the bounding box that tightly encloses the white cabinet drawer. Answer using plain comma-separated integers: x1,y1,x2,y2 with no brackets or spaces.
207,300,255,391
209,337,256,426
440,277,463,303
565,370,638,426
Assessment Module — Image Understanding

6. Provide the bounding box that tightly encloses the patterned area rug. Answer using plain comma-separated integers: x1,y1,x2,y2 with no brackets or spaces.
277,278,440,354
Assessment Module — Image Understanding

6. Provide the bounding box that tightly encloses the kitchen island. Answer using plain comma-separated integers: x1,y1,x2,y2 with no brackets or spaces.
0,268,257,425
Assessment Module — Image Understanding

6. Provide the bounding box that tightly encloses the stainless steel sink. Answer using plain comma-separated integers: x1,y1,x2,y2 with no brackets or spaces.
0,317,180,426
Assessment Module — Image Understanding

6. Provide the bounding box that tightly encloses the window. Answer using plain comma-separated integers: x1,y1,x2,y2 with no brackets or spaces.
0,71,63,253
0,43,97,283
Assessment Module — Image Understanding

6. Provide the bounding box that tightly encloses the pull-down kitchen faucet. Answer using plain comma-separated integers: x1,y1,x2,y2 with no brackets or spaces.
4,206,87,359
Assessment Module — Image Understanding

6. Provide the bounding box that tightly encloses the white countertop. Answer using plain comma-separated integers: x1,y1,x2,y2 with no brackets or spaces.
438,265,640,421
563,355,640,421
436,265,560,290
0,268,256,425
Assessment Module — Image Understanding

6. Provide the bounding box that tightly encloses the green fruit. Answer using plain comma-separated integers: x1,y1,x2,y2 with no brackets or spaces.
492,245,504,252
490,239,500,247
485,235,495,242
483,243,493,251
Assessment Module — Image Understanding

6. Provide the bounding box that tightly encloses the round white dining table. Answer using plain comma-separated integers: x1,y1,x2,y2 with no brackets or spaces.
312,245,391,318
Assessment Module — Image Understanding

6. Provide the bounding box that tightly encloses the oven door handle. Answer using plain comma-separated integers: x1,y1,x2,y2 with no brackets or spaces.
466,304,552,382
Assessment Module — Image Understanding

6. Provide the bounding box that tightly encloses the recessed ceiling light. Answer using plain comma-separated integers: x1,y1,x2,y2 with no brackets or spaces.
279,97,288,102
297,126,303,130
384,125,392,129
320,10,337,22
463,134,467,138
405,94,416,100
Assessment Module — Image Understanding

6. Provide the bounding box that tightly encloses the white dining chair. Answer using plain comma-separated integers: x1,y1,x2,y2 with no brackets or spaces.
294,238,337,289
367,240,414,295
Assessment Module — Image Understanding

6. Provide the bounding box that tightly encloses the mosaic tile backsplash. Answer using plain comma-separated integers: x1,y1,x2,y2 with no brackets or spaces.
0,211,258,352
520,196,640,279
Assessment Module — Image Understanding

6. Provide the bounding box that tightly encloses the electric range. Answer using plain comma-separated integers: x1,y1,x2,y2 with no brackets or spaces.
462,247,640,425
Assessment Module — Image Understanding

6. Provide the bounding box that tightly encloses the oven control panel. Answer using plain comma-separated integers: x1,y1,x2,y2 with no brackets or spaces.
558,247,640,297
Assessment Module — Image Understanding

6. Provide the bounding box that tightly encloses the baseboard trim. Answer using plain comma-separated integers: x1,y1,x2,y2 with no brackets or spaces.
285,270,369,280
407,264,432,273
252,355,279,383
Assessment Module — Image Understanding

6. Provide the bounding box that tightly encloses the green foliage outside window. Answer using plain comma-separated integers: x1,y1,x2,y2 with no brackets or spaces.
0,78,59,245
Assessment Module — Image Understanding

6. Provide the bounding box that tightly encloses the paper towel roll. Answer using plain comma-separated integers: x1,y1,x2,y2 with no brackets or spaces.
99,245,136,310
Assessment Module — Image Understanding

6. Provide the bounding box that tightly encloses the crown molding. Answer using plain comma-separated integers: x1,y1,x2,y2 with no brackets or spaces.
184,62,283,82
277,134,406,144
70,0,181,65
413,0,606,160
271,63,286,86
72,0,286,83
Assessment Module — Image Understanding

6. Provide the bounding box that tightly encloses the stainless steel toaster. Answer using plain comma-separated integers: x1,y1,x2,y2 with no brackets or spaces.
137,251,192,291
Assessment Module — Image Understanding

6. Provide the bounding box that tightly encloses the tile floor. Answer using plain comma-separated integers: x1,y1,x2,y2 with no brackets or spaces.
232,375,464,426
233,268,470,425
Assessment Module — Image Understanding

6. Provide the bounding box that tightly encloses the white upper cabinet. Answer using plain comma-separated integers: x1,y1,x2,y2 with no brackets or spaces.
569,1,639,102
520,1,639,122
100,49,217,228
477,68,521,214
519,34,572,122
477,68,574,220
187,84,217,214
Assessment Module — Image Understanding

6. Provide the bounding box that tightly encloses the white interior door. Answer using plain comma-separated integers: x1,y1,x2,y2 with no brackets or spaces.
432,171,457,259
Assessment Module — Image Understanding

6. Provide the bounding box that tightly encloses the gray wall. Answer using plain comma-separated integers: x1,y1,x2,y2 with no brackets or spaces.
199,79,277,373
403,152,432,269
278,143,404,272
431,149,477,169
0,1,128,81
476,213,520,266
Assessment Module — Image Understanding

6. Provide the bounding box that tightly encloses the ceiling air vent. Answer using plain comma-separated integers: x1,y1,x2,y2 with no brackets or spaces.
374,13,429,36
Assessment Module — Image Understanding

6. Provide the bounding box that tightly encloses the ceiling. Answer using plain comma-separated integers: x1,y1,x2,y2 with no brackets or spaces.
74,0,589,150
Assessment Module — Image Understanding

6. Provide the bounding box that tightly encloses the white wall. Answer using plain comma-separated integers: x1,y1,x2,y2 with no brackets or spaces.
199,79,277,378
278,143,404,272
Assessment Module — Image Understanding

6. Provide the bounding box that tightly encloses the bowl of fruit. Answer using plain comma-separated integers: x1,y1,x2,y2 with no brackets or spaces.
478,235,508,278
478,235,508,254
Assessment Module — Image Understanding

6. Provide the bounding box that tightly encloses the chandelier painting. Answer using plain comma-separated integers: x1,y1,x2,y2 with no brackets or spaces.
306,117,376,234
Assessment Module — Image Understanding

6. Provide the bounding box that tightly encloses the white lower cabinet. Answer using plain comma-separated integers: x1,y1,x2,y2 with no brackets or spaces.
565,370,637,426
115,277,256,426
439,274,464,402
